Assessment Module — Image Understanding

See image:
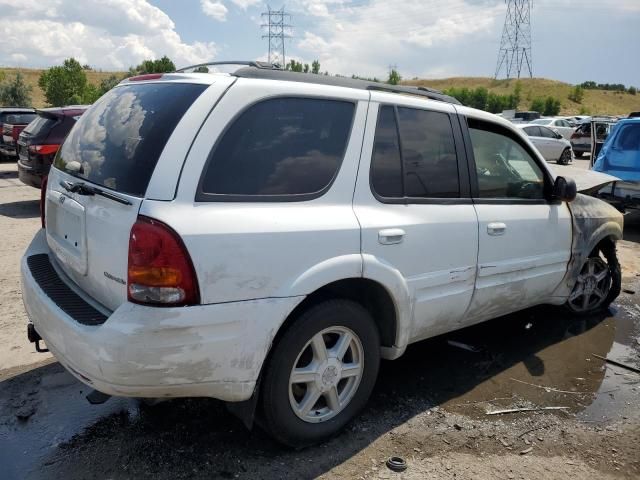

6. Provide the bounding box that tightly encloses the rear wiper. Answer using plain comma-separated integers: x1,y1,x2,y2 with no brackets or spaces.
59,180,132,206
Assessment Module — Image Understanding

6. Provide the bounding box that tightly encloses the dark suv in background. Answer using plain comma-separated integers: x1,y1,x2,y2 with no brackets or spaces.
17,106,88,188
0,107,35,160
0,112,38,159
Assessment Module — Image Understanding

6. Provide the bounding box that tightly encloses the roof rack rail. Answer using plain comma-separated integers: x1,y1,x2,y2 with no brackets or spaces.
175,61,279,73
233,67,461,105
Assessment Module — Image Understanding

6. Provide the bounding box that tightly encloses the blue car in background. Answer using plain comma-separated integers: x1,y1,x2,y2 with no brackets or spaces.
594,118,640,210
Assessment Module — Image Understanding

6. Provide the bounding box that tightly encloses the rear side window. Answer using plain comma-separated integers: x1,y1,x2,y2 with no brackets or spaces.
56,83,207,196
199,97,354,200
522,126,540,137
370,105,460,200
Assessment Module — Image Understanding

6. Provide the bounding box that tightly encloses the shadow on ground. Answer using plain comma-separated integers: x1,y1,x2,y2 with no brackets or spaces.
2,299,637,480
0,199,40,219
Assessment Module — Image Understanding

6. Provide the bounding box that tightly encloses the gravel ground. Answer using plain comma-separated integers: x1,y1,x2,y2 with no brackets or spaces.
0,159,639,480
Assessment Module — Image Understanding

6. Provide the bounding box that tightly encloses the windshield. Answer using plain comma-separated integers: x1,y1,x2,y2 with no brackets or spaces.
4,113,37,124
55,82,207,196
606,124,640,170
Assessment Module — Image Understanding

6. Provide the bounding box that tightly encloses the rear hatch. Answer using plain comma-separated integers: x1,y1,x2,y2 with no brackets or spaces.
18,113,60,169
45,81,208,311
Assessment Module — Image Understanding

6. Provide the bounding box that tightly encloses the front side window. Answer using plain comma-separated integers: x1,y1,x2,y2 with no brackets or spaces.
469,120,546,200
370,105,460,199
199,97,354,199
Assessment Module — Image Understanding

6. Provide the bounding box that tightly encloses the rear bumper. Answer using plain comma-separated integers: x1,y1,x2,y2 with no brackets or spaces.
570,142,590,153
17,160,43,188
0,145,17,157
21,229,302,401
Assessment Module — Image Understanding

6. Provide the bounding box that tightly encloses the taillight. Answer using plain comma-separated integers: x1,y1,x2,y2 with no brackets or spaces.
28,144,59,155
570,132,578,139
40,175,48,229
127,216,199,306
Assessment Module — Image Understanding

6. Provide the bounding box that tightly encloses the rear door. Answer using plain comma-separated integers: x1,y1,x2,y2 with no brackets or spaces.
521,125,551,160
461,116,572,325
45,78,227,311
353,95,478,343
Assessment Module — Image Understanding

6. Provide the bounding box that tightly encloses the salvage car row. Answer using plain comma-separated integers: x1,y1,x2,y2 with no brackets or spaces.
0,105,88,188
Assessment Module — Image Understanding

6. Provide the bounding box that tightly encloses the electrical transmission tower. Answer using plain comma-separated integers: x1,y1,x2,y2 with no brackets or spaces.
261,6,292,68
494,0,533,79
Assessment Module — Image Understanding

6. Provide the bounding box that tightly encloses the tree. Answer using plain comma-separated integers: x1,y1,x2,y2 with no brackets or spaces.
38,58,88,106
530,97,545,113
99,75,120,94
629,86,637,96
387,69,401,85
285,59,304,72
0,72,32,107
311,60,320,74
130,56,176,75
568,85,584,103
543,96,561,116
303,63,310,73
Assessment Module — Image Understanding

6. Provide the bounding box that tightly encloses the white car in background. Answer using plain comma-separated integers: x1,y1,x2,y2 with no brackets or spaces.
528,118,576,140
518,124,574,164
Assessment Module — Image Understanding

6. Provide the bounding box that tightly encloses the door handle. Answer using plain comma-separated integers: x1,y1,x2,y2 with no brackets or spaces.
378,228,405,245
487,222,506,236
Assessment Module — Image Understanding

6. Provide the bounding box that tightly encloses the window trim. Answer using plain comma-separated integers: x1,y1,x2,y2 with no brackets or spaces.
369,104,471,205
195,95,357,203
461,116,557,205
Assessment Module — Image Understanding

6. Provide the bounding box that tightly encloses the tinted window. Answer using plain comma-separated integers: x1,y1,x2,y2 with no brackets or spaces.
200,97,354,198
371,106,402,197
56,83,207,196
5,113,36,124
522,126,541,137
469,121,545,200
538,126,557,139
397,107,459,198
23,115,58,136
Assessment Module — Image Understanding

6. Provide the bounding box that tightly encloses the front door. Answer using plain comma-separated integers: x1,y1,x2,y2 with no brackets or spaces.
353,97,479,344
461,117,572,325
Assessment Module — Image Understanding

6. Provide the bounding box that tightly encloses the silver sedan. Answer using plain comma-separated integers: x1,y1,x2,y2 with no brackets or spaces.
518,124,574,165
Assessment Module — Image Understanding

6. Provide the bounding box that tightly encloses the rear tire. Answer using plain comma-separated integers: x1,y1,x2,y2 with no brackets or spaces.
566,240,621,316
574,151,584,158
558,148,571,165
261,299,380,447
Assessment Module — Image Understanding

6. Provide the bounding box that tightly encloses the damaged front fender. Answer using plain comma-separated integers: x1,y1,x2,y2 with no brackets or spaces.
553,194,624,299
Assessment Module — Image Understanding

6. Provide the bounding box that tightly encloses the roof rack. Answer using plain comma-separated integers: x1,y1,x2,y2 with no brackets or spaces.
233,67,460,105
175,61,279,73
174,61,459,105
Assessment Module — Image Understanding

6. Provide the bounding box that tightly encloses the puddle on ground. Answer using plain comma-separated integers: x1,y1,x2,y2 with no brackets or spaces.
1,287,639,479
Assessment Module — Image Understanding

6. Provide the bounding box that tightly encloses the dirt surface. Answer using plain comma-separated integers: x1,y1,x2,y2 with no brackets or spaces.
1,159,639,479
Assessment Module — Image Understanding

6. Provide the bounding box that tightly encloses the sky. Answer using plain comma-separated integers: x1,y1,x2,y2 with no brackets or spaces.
0,0,638,86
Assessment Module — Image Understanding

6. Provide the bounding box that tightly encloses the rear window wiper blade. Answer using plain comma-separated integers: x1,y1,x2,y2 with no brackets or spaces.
59,180,132,206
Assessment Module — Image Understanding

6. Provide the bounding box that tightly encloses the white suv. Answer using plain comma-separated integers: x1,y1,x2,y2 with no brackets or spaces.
21,62,623,446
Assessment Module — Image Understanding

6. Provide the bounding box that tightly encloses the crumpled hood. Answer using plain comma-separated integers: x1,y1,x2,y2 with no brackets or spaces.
547,164,619,193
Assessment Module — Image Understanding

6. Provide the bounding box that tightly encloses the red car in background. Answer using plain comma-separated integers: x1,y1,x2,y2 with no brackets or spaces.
0,107,35,160
0,111,38,159
17,106,88,188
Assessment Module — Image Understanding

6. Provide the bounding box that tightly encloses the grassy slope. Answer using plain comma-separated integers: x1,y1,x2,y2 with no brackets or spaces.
0,67,124,108
2,67,639,115
404,77,640,116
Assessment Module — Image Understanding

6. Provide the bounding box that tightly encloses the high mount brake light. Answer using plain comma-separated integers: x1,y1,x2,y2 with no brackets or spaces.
128,73,164,81
127,216,199,306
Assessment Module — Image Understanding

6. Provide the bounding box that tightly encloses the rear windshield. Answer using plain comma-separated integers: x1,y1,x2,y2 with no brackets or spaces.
55,82,207,196
4,113,36,124
23,115,58,135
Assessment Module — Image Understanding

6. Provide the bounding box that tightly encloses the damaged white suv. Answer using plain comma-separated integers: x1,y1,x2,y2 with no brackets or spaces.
21,62,623,446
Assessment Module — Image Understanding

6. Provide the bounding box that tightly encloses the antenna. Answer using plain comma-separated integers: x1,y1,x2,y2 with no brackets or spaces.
494,0,533,79
261,5,292,68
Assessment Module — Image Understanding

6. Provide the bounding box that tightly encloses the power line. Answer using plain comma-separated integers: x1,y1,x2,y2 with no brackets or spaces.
495,0,533,79
261,5,292,68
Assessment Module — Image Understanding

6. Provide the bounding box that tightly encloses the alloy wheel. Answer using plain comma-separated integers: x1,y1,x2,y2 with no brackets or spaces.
288,326,364,423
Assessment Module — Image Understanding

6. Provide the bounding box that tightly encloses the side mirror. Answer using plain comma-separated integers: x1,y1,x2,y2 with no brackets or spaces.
552,176,577,202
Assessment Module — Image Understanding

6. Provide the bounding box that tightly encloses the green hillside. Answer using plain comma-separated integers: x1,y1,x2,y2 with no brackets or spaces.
404,77,640,116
